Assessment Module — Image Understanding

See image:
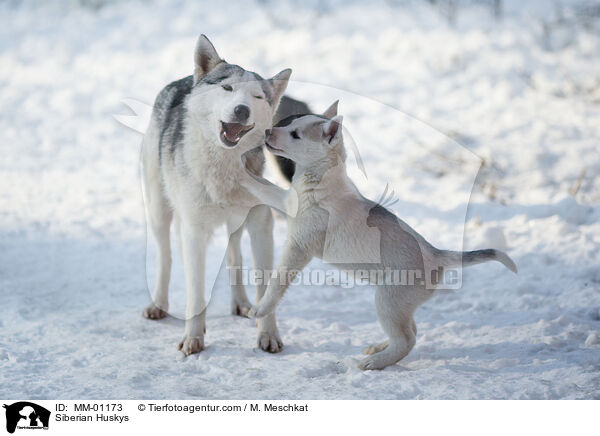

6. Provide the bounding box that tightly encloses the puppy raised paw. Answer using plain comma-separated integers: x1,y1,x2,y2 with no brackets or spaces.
248,305,271,319
248,301,276,319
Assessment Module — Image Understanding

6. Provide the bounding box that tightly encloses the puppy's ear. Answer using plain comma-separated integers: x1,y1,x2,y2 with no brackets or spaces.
322,100,339,119
194,35,223,83
268,69,292,107
322,115,343,144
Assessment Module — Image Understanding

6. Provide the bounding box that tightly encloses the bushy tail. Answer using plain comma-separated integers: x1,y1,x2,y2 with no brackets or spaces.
436,248,518,274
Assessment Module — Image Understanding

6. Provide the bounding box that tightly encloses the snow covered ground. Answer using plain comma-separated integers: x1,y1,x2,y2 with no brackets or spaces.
1,0,599,399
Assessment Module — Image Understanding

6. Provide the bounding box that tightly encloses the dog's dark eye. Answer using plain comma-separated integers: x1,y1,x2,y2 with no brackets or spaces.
290,130,300,139
254,95,263,100
221,84,233,91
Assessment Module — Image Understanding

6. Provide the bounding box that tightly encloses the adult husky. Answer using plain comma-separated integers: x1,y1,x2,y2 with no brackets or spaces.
141,35,292,355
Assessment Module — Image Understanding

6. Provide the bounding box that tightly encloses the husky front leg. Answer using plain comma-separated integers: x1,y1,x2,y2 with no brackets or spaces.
245,205,284,353
177,221,208,355
249,243,311,319
226,223,252,317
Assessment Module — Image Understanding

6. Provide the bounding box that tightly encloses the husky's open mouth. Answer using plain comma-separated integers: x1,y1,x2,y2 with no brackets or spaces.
219,121,255,147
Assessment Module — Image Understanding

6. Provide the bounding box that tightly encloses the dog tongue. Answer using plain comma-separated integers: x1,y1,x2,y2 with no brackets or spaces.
224,123,244,141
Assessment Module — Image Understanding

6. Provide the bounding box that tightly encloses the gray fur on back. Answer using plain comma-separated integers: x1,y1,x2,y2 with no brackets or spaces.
274,96,311,125
153,75,193,164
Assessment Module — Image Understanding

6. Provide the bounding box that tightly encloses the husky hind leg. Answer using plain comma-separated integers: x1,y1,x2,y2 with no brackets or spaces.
142,137,172,320
362,320,416,355
362,340,389,355
142,204,172,320
359,286,420,370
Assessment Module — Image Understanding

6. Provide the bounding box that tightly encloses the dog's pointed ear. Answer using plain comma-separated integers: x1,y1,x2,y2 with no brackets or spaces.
194,35,223,84
268,68,292,106
322,100,339,119
322,115,343,144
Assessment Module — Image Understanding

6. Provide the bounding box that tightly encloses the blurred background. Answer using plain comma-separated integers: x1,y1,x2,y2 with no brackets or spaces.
0,0,599,399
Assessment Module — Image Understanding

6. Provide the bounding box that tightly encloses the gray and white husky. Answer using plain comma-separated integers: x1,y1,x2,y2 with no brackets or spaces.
240,102,518,370
141,35,296,355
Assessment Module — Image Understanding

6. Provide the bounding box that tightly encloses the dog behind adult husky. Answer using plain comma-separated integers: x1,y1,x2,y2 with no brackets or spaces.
270,96,311,181
141,35,293,355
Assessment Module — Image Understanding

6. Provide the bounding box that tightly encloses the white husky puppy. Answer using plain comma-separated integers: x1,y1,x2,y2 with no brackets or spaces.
240,102,517,370
141,35,292,355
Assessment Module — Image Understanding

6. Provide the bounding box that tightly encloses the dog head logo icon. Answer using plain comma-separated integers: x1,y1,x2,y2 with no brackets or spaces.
3,402,50,434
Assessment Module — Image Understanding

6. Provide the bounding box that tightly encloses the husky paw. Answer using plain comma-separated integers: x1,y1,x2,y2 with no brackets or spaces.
177,336,204,356
362,340,389,355
258,330,283,353
142,304,168,320
358,355,387,371
231,300,252,318
358,349,402,370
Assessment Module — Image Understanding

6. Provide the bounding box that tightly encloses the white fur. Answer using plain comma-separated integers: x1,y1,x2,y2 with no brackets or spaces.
142,35,290,355
241,102,517,370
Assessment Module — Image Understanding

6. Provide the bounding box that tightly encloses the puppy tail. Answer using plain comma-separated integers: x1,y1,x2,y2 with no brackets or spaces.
436,248,518,274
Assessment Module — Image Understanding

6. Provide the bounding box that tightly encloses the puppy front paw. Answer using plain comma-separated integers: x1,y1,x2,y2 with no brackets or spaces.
247,306,258,318
248,304,271,319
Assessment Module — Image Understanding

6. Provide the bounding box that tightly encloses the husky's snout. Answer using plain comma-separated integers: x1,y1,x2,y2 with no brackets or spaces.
218,105,255,148
234,104,250,122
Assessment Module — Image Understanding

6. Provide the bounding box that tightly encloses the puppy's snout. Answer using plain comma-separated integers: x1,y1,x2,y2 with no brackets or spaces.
265,129,272,137
234,104,250,123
